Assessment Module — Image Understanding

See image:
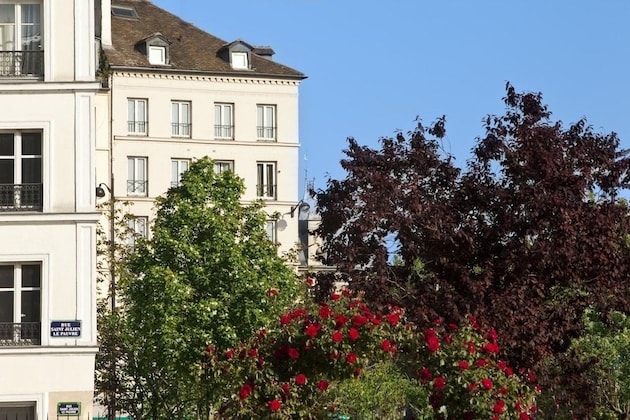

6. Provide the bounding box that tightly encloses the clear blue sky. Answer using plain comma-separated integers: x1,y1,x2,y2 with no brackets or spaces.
153,0,630,195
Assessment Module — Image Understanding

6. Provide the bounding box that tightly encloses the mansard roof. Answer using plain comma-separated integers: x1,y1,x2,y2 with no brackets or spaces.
106,0,305,79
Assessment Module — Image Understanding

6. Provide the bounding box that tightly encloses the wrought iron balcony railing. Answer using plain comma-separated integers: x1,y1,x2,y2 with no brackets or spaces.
171,123,191,137
0,184,42,211
127,180,148,196
0,50,44,78
214,125,234,140
256,126,276,141
256,183,277,199
128,120,147,135
0,322,41,346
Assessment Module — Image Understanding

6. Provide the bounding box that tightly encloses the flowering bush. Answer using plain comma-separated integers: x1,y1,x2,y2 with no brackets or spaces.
208,282,538,418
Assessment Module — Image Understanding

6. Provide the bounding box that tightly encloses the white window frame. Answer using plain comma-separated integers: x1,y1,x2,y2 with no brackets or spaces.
265,220,277,244
0,3,43,77
231,51,248,69
171,101,191,137
170,158,190,187
256,161,276,199
0,130,42,211
214,103,233,139
127,156,147,196
0,262,41,345
256,105,276,141
148,45,166,65
127,216,148,247
214,160,234,174
127,98,147,135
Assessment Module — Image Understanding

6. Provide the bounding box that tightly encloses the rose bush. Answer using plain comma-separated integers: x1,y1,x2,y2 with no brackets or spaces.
208,282,538,418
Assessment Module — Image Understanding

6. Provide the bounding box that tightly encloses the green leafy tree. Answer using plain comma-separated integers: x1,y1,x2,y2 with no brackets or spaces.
118,157,298,418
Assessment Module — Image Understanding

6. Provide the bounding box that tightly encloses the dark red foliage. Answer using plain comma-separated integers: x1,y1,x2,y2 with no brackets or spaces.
312,84,630,371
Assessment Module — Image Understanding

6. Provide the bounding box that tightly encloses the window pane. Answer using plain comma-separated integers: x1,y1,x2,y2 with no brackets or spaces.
171,160,178,184
225,106,232,125
265,106,274,127
21,5,40,24
0,5,15,24
0,134,14,156
137,100,146,122
128,100,135,122
181,103,190,123
21,133,41,155
22,157,41,183
21,290,40,322
0,291,13,322
128,158,134,180
257,106,263,127
0,160,14,183
171,103,178,123
0,265,13,288
21,264,40,287
137,159,146,181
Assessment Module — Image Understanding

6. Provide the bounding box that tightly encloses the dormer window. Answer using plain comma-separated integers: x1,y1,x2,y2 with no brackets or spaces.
231,52,248,69
136,33,171,66
219,40,254,70
148,45,166,65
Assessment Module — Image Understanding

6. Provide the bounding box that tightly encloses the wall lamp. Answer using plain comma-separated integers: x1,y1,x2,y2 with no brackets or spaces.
96,183,112,198
290,200,311,218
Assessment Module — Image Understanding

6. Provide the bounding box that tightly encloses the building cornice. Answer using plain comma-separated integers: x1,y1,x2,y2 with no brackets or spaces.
111,68,303,86
114,135,302,147
0,81,101,93
0,212,102,224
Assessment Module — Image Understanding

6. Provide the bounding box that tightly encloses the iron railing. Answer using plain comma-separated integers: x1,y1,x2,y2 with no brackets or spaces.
127,180,148,196
256,183,276,199
171,123,191,137
127,120,147,135
256,126,276,141
0,322,41,346
214,124,234,139
0,50,44,78
0,184,42,211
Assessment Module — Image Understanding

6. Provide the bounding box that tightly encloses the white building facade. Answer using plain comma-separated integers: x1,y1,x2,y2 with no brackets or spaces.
96,0,306,260
0,1,100,419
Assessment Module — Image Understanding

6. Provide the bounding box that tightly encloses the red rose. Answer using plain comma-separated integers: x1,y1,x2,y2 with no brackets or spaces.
381,339,392,352
319,305,332,319
305,323,320,338
386,313,400,326
266,288,277,297
485,342,500,354
267,399,282,412
332,331,343,343
458,360,470,370
205,345,215,353
493,399,505,414
247,348,257,358
448,323,459,331
330,293,341,300
345,352,357,364
418,367,432,383
239,384,252,400
295,374,307,386
335,314,349,328
224,349,234,359
306,277,314,286
280,314,292,325
467,382,478,393
353,367,361,377
475,359,489,367
482,378,493,390
281,383,290,394
288,347,300,359
426,335,440,353
443,334,453,344
348,328,360,341
433,376,446,390
467,341,476,354
352,315,368,327
317,380,329,391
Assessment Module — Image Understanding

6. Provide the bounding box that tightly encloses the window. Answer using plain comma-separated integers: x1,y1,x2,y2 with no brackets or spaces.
214,103,233,139
171,101,191,137
214,160,234,174
0,131,42,211
0,3,43,77
231,51,248,69
0,403,36,419
266,220,277,244
256,162,276,199
127,157,147,196
0,263,41,346
111,5,138,19
127,216,148,247
127,98,147,135
148,45,166,65
256,105,276,141
171,158,190,187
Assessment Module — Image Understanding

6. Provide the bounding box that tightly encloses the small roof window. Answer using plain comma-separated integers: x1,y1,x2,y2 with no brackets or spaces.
112,6,138,19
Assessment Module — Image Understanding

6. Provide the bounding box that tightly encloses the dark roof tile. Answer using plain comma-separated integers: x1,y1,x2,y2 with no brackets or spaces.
106,0,305,78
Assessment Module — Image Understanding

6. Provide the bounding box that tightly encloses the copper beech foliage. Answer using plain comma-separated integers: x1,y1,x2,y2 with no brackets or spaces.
312,84,630,369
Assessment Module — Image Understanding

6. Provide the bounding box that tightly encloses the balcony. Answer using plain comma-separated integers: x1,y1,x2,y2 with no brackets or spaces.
0,51,44,78
127,180,148,196
171,123,191,137
128,121,148,136
214,125,234,140
0,184,42,211
256,126,276,142
256,183,276,199
0,322,41,346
